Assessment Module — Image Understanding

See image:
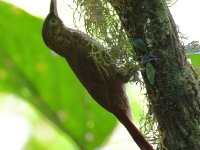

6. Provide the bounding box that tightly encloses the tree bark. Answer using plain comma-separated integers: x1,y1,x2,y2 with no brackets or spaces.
107,0,200,149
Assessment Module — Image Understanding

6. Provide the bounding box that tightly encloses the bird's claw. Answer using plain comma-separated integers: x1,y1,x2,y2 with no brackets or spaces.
142,50,160,65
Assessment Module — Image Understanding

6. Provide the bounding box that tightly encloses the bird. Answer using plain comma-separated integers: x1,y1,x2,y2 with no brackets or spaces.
42,0,153,149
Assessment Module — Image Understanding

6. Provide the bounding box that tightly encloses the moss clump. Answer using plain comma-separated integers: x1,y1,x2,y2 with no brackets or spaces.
72,0,139,78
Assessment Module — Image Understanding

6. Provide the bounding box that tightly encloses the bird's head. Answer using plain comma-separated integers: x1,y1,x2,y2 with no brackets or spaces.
42,0,64,51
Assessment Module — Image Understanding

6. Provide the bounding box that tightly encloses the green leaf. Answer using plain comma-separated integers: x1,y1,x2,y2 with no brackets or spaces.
146,62,155,85
0,1,117,149
130,38,148,53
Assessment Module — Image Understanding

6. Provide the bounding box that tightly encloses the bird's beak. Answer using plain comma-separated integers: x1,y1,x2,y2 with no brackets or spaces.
50,0,58,16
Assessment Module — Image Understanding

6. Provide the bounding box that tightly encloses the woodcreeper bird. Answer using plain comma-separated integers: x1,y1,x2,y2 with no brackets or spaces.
42,0,153,149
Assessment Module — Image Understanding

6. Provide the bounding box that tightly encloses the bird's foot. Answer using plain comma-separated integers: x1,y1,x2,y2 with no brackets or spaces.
142,50,160,65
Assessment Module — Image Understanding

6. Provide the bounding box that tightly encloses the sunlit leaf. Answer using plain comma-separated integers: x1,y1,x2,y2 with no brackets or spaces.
0,1,117,149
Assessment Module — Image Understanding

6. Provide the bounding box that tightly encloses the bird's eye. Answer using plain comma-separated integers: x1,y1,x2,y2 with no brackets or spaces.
50,18,57,24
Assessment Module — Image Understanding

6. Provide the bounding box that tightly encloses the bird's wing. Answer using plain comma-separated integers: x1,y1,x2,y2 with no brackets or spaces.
66,56,112,113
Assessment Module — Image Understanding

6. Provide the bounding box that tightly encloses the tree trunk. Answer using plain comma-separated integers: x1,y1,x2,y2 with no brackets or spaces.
108,0,200,149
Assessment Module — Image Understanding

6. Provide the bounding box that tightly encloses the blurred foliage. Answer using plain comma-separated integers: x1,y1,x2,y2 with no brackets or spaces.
186,41,200,76
185,41,200,54
188,55,200,76
0,1,117,149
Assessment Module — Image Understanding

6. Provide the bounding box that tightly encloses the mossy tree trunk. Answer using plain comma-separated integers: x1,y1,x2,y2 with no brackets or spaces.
108,0,200,149
65,0,200,149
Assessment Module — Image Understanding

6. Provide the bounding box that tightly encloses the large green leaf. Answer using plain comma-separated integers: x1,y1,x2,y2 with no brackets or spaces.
0,1,117,149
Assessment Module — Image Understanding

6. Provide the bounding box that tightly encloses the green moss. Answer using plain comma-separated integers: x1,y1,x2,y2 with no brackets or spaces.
73,0,138,77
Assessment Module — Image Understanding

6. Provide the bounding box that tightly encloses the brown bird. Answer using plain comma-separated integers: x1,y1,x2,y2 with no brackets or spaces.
42,0,153,149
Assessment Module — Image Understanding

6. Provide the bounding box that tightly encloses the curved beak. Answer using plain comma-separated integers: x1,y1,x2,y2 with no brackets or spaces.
50,0,58,16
